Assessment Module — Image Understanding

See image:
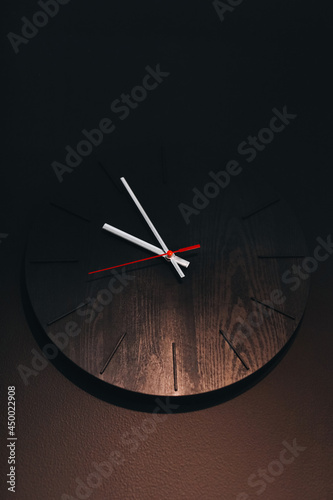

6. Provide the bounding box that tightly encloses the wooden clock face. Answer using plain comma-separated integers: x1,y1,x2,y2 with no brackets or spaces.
24,143,309,397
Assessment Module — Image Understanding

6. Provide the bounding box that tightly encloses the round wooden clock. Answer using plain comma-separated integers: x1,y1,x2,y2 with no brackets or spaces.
24,142,309,397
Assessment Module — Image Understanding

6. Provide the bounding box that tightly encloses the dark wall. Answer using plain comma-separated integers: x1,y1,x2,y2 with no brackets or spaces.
1,1,332,499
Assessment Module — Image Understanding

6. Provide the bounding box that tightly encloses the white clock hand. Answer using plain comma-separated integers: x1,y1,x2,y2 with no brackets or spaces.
102,223,190,268
120,177,185,278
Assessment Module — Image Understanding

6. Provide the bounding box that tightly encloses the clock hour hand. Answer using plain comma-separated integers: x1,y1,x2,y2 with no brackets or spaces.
120,177,185,278
102,223,190,268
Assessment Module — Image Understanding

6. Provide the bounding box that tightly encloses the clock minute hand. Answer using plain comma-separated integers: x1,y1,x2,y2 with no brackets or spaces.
120,177,185,278
102,224,190,268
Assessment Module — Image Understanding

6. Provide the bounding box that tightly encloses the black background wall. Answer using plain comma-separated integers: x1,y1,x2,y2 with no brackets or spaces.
1,1,332,499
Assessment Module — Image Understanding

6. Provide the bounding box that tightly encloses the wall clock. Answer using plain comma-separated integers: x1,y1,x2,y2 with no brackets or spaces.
24,141,309,398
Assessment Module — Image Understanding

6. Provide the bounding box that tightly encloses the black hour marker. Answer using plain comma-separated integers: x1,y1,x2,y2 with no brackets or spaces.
161,143,168,185
257,255,305,259
242,199,280,220
251,297,295,320
30,259,79,264
219,330,249,370
98,161,125,195
100,332,127,374
172,342,178,391
47,301,90,326
50,202,91,222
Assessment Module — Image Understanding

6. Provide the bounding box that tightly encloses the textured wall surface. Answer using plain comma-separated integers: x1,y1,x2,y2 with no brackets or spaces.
1,1,332,499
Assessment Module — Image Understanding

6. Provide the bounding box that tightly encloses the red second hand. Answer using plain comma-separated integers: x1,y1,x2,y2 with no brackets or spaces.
88,244,200,275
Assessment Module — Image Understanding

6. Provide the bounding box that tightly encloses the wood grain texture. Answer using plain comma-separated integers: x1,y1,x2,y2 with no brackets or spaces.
25,149,309,396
